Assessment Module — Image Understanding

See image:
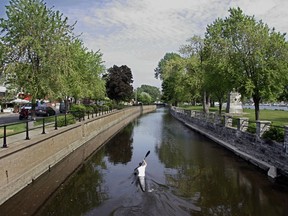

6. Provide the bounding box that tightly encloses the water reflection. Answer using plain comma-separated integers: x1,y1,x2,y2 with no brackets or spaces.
36,108,288,216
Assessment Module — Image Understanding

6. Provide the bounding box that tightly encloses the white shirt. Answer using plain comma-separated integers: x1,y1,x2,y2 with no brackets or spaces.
137,163,147,177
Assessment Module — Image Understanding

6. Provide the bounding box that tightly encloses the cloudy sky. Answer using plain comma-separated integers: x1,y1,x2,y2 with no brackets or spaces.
0,0,288,89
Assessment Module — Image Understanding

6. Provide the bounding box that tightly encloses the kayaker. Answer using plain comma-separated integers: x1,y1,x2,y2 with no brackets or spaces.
136,159,147,191
137,159,147,177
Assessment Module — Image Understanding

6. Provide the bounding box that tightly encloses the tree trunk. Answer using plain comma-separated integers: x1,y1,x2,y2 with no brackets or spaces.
202,91,210,113
253,95,261,121
219,98,223,114
31,98,36,120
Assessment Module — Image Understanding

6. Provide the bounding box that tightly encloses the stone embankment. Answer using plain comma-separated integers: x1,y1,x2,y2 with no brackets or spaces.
170,106,288,179
0,105,156,206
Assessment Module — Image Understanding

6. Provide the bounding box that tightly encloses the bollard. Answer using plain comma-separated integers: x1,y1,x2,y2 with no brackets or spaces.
65,113,67,126
2,125,7,148
25,121,30,140
42,118,46,134
54,115,58,130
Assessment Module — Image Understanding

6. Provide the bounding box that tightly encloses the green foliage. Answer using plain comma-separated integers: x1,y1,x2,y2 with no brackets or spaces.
70,104,86,119
0,0,106,104
104,100,116,109
138,92,152,104
155,53,191,105
262,126,284,143
84,105,94,114
0,0,75,101
65,40,106,100
247,123,256,134
104,65,133,103
204,7,288,120
136,85,161,102
57,114,76,127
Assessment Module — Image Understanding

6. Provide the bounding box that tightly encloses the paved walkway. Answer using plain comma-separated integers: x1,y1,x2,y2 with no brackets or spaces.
0,120,58,158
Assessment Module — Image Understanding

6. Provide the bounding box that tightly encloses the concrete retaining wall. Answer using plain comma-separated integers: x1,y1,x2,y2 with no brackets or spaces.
0,105,156,205
170,106,288,179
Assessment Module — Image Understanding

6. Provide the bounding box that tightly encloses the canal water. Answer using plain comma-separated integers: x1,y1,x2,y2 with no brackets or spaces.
34,108,288,216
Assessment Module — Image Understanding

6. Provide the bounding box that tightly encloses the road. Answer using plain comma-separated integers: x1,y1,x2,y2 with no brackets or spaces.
0,109,60,125
0,113,20,125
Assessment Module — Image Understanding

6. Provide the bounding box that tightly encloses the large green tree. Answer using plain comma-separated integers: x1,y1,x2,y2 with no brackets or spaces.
179,36,209,112
155,53,190,106
104,65,133,103
136,84,161,103
64,39,106,102
0,0,75,107
204,22,233,114
206,8,288,120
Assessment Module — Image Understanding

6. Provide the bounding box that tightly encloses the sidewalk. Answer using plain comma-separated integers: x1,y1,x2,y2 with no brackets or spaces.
0,121,57,158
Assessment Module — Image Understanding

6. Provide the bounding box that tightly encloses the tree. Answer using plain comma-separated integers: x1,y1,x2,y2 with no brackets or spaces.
0,0,75,110
155,53,190,106
206,7,288,120
179,36,209,112
138,92,152,104
136,84,161,103
64,39,106,102
204,20,233,114
104,65,133,103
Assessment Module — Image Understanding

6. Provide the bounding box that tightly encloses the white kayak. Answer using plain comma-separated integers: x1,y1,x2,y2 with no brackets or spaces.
138,176,146,192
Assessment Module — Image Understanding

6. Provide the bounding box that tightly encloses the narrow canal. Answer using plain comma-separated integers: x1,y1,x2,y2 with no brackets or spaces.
25,108,288,215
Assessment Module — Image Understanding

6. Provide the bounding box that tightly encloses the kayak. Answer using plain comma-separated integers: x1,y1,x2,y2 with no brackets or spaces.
138,176,146,192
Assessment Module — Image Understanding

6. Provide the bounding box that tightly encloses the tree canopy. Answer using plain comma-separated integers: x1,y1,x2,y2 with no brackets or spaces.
155,7,288,120
0,0,106,107
205,7,288,119
104,65,134,103
136,84,161,103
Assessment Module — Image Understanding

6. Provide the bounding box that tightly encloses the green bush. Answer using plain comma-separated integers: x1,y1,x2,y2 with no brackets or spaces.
247,123,256,134
232,117,238,127
102,105,109,111
262,126,284,143
85,105,94,114
70,104,86,120
57,114,76,127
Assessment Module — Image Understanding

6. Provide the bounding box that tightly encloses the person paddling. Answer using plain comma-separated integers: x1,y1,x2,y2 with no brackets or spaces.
136,159,147,191
137,159,147,177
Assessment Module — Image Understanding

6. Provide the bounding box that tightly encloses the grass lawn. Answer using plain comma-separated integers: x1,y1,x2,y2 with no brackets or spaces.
0,122,26,138
181,105,288,126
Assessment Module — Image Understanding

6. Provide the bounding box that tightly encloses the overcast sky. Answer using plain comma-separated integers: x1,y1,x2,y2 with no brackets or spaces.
1,0,288,89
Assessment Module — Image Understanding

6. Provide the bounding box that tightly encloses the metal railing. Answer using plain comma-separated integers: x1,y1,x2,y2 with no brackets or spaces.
1,107,114,148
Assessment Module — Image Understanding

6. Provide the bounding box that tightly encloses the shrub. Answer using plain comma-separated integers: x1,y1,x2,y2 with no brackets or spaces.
57,114,76,127
247,123,256,134
262,126,284,143
85,105,94,114
70,104,86,120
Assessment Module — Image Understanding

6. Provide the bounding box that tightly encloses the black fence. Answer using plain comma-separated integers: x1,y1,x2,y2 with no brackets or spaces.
1,107,113,148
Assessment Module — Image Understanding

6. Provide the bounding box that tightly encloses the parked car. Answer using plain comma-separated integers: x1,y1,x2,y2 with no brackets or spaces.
59,102,69,113
35,106,56,116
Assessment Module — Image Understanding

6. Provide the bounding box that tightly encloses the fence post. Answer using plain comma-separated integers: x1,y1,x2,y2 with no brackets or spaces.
284,126,288,153
2,125,7,148
54,115,58,130
25,121,30,140
256,120,271,138
225,115,233,127
42,118,46,134
237,118,249,132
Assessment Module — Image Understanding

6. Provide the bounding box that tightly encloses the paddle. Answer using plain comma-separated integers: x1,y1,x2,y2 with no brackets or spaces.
134,150,150,171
